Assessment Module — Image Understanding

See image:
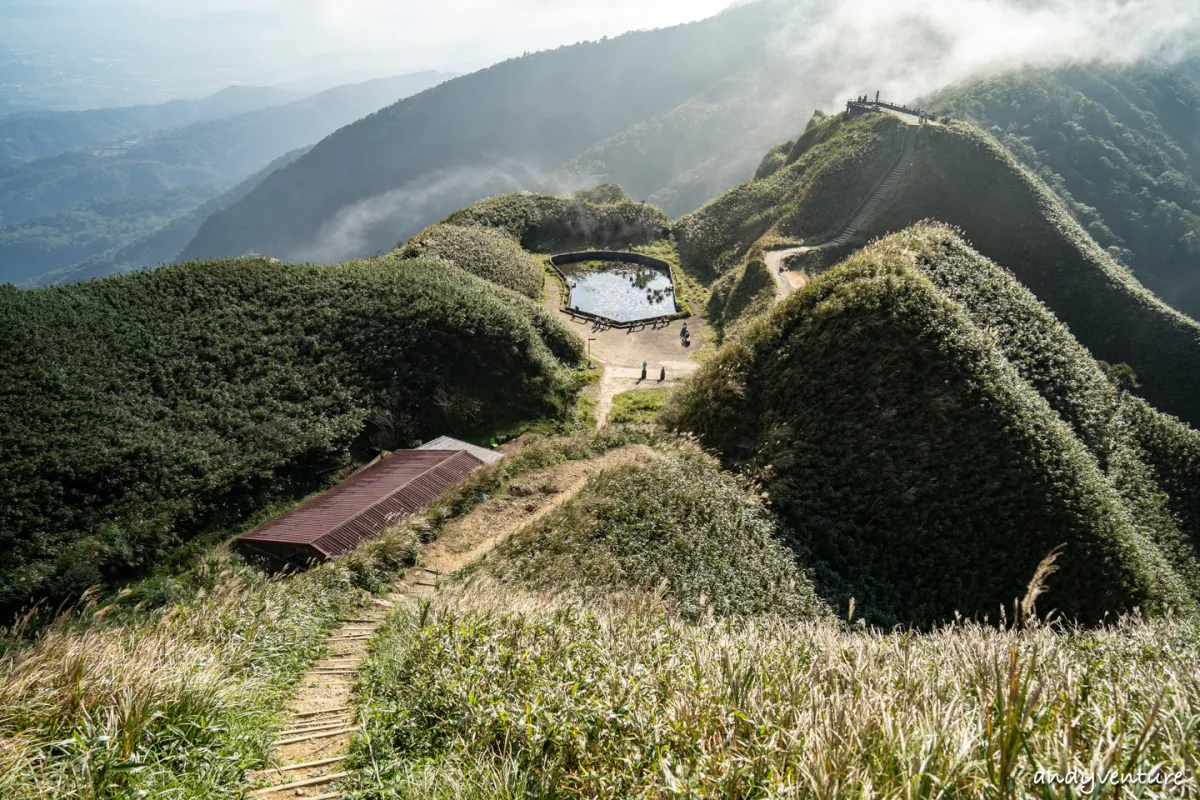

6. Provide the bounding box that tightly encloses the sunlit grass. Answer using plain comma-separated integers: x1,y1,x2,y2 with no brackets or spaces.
348,583,1200,798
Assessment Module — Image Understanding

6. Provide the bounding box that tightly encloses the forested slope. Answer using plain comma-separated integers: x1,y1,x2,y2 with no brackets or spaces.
32,146,314,287
924,63,1200,318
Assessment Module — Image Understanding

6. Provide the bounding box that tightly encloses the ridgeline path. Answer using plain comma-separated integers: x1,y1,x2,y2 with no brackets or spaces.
768,109,921,299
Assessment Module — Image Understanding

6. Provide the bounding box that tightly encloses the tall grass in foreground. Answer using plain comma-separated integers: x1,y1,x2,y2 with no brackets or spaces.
349,582,1200,798
0,530,417,799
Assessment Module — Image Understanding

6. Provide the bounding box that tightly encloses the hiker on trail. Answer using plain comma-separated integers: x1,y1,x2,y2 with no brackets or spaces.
875,90,880,103
680,322,689,338
659,366,666,382
641,360,648,381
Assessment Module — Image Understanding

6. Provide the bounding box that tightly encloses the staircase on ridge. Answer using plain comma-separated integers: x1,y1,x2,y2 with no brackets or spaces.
825,121,918,247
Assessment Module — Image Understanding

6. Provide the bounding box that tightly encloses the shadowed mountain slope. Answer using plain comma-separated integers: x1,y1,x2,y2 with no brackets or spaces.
178,4,780,264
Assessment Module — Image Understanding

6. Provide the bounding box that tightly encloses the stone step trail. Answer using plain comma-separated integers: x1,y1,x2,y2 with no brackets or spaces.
245,583,431,800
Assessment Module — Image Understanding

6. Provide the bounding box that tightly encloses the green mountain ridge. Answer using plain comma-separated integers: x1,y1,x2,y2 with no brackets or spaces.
676,106,1200,428
0,84,306,167
664,223,1200,627
922,63,1200,319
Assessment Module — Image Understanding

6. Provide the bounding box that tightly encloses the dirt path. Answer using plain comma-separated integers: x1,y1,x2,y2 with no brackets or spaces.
765,118,919,300
764,248,812,299
244,447,649,799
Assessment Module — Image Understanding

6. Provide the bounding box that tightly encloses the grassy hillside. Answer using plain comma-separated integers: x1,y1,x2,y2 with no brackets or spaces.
672,111,906,275
0,527,418,799
857,120,1200,428
442,187,669,252
0,257,583,611
479,443,826,620
923,63,1200,319
395,223,543,298
178,4,781,263
349,589,1200,798
664,224,1199,627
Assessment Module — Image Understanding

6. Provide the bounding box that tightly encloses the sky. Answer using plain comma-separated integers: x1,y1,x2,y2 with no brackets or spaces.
0,0,735,107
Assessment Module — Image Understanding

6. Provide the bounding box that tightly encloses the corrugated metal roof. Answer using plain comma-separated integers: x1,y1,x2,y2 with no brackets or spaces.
238,449,485,559
418,435,504,464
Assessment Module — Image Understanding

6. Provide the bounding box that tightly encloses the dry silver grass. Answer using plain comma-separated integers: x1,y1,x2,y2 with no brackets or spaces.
0,529,418,799
351,578,1200,798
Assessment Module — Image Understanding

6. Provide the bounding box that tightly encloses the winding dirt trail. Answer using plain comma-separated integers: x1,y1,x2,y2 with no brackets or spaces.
245,446,650,799
766,116,920,300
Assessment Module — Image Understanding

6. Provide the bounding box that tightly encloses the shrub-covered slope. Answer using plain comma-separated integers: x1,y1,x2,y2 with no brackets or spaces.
395,223,542,298
0,258,582,610
664,224,1199,627
672,111,907,275
923,63,1200,319
480,444,826,620
858,120,1200,427
443,188,669,252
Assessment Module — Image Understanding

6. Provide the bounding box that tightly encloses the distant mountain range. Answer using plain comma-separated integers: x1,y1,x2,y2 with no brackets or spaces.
0,72,455,285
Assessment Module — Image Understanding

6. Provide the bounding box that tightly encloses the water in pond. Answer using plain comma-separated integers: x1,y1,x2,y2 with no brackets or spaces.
566,265,676,322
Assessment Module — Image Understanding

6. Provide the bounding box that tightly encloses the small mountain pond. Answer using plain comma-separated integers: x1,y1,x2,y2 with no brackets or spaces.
563,260,676,323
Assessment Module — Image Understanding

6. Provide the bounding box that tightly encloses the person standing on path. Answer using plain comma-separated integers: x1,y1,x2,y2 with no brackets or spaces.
659,366,666,383
641,361,647,381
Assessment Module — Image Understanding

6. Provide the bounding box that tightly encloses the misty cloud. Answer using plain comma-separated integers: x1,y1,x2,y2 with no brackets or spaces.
297,160,589,263
772,0,1200,110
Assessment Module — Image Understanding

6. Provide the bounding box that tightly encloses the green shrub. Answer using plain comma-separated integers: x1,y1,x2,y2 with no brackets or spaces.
444,188,668,252
706,248,774,341
0,256,583,611
395,223,542,298
753,139,793,180
479,443,826,620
